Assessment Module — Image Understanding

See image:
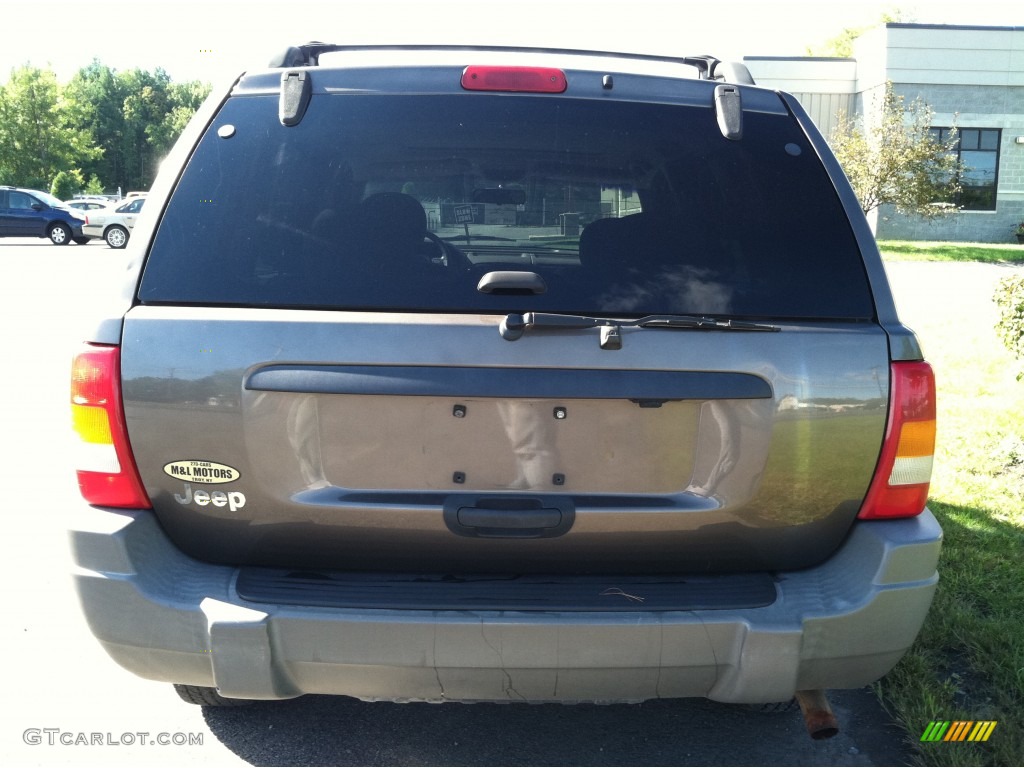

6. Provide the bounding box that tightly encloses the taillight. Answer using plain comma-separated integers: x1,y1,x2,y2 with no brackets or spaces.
71,344,151,508
461,65,567,93
858,361,936,519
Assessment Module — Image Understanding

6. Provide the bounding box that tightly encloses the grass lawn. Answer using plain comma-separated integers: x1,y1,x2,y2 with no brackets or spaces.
875,242,1024,766
878,239,1024,265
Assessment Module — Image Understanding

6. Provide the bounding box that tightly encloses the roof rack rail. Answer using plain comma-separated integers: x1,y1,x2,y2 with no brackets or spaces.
267,43,755,84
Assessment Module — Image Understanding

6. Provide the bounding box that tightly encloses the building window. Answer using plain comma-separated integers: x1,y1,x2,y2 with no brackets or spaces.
931,128,1000,211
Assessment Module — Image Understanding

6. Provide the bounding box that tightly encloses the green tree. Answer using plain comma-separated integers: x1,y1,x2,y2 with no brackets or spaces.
146,79,211,158
83,173,106,195
829,82,961,219
119,67,173,188
65,61,210,193
50,168,85,200
64,60,126,192
0,65,99,189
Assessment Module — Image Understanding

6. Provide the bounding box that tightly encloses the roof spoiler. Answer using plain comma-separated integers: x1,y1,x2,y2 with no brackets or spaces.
267,43,756,85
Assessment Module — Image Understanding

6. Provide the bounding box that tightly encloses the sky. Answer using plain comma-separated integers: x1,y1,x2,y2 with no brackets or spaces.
1,0,1023,84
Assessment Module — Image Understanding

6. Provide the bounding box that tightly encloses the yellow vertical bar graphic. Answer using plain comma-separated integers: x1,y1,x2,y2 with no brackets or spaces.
978,721,997,742
968,722,985,742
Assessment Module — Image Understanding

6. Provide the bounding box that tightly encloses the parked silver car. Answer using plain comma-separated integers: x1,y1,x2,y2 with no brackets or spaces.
81,194,146,248
69,45,939,736
64,199,107,211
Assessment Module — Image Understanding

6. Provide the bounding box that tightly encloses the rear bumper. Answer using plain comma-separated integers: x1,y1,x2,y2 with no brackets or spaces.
70,507,940,704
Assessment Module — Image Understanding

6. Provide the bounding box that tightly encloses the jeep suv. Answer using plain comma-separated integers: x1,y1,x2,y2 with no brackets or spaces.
0,186,89,244
69,46,940,720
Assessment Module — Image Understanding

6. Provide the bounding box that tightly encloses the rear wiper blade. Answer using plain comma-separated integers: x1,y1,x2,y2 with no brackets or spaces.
637,315,779,332
443,234,517,242
500,312,779,348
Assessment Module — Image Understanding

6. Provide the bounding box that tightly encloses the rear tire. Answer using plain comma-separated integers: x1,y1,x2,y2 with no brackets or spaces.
173,684,253,707
105,225,129,249
48,223,71,245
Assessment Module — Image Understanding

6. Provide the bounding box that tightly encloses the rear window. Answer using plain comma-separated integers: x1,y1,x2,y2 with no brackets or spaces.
139,92,874,319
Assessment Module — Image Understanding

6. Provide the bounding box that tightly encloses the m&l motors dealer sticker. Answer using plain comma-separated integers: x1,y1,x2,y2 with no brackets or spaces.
163,460,240,484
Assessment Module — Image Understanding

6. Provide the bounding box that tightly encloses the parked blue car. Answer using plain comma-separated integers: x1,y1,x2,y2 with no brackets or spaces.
0,186,89,244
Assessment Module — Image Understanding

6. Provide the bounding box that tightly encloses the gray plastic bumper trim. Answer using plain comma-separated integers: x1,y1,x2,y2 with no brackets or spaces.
70,506,940,703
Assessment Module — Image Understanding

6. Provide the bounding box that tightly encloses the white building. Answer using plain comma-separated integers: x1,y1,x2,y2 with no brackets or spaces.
745,24,1024,243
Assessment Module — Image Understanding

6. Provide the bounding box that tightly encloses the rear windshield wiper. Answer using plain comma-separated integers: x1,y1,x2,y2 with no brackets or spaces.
500,312,779,348
637,315,779,332
443,234,517,242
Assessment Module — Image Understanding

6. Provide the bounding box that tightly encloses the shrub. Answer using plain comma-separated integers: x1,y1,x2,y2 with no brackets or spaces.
50,169,85,201
994,274,1024,380
84,174,106,196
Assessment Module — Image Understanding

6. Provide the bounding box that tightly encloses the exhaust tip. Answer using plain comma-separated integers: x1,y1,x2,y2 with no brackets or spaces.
795,689,840,740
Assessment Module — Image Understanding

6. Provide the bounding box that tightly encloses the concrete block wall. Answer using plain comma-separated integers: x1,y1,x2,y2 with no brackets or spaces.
875,83,1024,243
